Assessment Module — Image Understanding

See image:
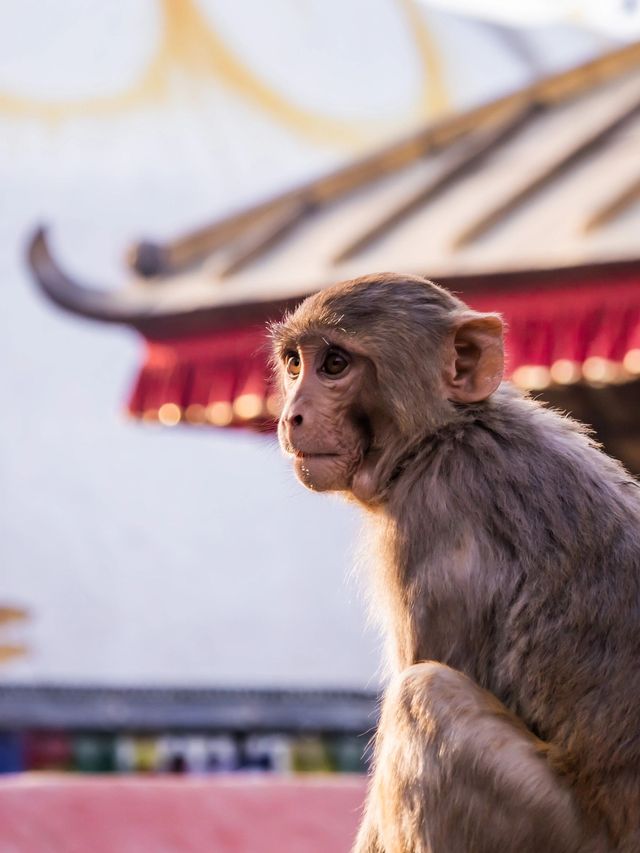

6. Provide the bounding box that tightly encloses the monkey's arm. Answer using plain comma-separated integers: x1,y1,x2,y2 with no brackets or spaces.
359,661,612,853
352,812,384,853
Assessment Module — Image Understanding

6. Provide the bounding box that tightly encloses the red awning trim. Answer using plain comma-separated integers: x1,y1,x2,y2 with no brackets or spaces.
467,275,640,388
127,276,640,429
127,325,278,430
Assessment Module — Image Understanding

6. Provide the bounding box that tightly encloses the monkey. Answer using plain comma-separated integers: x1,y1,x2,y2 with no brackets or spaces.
270,273,640,853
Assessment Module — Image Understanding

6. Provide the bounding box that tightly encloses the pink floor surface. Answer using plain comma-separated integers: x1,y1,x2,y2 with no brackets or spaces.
0,775,367,852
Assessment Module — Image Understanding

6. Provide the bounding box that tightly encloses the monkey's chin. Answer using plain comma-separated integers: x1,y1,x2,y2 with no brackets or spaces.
293,454,353,493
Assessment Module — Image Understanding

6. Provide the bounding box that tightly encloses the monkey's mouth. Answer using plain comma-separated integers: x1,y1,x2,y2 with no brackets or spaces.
294,450,339,459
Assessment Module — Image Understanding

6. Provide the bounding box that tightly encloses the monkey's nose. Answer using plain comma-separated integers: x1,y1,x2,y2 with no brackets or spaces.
289,413,303,427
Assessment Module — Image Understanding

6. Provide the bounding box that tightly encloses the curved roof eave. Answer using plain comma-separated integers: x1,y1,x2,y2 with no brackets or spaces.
27,227,301,339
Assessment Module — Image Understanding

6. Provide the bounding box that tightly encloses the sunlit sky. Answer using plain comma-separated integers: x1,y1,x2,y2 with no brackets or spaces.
424,0,640,35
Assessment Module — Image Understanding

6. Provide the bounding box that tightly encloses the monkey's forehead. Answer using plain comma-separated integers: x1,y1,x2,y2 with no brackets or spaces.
269,273,466,357
270,324,357,354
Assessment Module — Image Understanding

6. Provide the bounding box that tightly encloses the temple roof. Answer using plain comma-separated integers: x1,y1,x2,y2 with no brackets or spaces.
29,41,640,336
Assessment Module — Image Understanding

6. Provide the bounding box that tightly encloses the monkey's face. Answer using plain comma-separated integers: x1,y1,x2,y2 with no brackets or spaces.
272,274,504,503
276,337,375,494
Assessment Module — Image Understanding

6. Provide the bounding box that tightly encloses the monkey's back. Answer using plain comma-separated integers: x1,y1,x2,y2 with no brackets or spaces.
381,384,640,842
454,387,640,842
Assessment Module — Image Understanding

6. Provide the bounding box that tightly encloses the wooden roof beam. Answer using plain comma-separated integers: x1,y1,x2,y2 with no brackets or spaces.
218,198,315,278
583,173,640,231
333,103,541,263
128,199,301,278
452,93,640,249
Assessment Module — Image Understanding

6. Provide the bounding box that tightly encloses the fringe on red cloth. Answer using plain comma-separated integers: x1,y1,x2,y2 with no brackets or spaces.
469,276,640,369
127,325,278,431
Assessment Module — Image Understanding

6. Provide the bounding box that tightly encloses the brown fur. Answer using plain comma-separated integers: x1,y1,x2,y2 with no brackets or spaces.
271,273,640,852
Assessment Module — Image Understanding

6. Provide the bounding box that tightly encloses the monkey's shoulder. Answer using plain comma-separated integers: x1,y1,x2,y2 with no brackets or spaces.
448,387,639,504
395,387,640,572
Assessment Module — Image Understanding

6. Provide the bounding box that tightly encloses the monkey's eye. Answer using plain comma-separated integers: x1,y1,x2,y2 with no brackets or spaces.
285,351,301,378
321,348,349,376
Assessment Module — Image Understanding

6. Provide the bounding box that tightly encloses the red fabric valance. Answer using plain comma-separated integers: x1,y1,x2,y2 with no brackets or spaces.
468,276,640,386
127,275,640,429
128,325,277,429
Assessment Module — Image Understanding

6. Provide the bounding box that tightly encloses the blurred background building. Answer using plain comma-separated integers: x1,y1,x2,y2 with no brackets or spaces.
2,0,640,780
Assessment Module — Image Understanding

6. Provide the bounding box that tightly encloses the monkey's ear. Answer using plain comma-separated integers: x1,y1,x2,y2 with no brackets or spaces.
444,314,504,403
